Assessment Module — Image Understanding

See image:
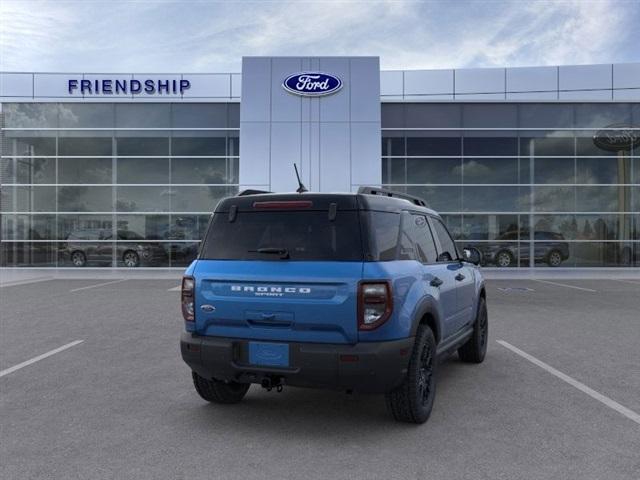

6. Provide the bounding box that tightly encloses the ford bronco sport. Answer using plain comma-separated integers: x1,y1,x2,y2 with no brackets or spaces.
180,187,487,423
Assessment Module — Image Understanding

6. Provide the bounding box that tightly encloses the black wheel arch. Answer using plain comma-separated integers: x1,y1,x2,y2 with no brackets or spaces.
410,297,442,344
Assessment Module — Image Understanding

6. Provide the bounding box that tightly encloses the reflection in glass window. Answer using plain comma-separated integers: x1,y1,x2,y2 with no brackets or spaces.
463,186,529,212
519,104,573,128
116,186,170,212
59,158,112,183
574,104,632,129
406,136,460,156
381,136,404,156
576,137,618,157
116,137,169,156
1,157,56,184
171,104,228,128
520,136,574,156
1,214,56,240
59,137,112,156
58,186,112,212
58,215,113,240
367,211,401,261
3,104,58,128
58,104,114,128
168,242,200,267
172,137,226,156
462,158,519,184
404,186,462,213
117,158,170,184
534,158,575,184
567,242,639,267
576,157,630,184
463,137,517,156
169,186,237,212
2,186,56,212
462,214,520,240
115,215,168,240
1,136,56,156
439,215,463,240
170,158,232,184
115,104,170,128
533,186,575,212
576,186,628,212
430,218,458,261
0,242,59,267
407,158,461,184
382,158,406,185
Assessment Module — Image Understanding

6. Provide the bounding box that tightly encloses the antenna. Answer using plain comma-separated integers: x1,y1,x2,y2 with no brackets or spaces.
294,163,308,193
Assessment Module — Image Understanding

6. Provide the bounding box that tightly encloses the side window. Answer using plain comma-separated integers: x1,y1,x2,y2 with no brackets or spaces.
398,218,417,261
431,218,458,262
399,213,438,263
367,212,401,261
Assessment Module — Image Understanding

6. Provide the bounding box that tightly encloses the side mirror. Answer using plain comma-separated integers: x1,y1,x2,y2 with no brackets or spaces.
462,247,482,266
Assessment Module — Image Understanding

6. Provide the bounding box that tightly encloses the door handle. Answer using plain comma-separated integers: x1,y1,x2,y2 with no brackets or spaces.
430,277,443,287
455,273,466,281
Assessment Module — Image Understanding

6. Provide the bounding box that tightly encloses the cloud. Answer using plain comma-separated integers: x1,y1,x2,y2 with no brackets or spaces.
0,0,638,73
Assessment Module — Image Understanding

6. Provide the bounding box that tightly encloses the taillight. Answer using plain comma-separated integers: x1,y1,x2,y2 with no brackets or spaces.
358,281,393,330
181,276,195,322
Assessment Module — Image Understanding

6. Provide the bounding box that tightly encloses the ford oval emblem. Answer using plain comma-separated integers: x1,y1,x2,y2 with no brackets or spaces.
282,72,343,97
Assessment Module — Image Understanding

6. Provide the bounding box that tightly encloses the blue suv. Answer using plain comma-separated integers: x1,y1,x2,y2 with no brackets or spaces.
180,187,487,423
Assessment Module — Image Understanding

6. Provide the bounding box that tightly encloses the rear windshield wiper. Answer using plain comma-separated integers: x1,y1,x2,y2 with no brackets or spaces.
248,247,290,259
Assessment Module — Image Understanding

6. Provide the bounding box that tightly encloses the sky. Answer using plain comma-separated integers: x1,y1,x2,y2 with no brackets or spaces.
0,0,639,73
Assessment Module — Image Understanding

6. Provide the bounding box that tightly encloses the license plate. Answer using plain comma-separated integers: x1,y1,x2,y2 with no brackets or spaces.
248,342,289,367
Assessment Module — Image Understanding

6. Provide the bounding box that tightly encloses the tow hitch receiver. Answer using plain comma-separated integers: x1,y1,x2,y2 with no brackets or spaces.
261,376,285,392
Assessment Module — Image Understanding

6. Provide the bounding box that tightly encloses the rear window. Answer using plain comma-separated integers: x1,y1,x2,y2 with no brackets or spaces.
200,211,363,261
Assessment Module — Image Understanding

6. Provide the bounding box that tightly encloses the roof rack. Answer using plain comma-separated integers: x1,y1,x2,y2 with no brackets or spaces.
237,189,272,196
357,186,428,207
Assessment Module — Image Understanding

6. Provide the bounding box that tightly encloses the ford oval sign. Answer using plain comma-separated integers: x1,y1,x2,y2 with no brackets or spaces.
593,124,640,152
282,72,342,97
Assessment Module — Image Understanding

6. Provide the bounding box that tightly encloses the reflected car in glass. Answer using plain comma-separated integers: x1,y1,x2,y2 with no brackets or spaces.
467,231,570,267
60,229,168,267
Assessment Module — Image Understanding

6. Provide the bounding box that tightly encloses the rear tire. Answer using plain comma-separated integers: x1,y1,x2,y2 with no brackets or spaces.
122,250,140,268
71,251,86,267
546,250,563,267
495,250,513,267
385,325,436,424
458,296,488,363
192,372,250,404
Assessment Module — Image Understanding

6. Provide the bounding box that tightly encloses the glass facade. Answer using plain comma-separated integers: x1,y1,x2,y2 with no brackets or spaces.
1,101,638,268
0,103,239,267
382,103,640,268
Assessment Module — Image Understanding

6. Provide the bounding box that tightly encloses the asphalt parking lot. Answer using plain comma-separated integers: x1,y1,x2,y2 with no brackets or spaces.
1,276,639,479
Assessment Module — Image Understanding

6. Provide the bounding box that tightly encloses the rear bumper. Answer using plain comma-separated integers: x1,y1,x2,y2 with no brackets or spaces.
180,332,413,393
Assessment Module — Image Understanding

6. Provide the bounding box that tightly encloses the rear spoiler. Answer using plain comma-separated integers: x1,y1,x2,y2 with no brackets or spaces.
237,189,272,196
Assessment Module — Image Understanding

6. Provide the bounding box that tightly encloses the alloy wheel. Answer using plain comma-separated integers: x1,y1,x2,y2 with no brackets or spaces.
548,251,562,267
417,341,434,406
123,252,139,267
496,252,512,267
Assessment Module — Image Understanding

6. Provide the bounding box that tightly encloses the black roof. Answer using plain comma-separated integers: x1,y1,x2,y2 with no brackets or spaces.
215,191,439,216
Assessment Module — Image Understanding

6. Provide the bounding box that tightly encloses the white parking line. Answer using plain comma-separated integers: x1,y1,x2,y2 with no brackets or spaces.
0,340,84,378
533,279,597,292
0,276,54,288
497,340,640,426
69,279,127,293
168,285,181,291
611,279,640,286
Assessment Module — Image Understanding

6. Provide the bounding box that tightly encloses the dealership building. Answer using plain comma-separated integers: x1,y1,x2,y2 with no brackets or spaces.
1,57,639,269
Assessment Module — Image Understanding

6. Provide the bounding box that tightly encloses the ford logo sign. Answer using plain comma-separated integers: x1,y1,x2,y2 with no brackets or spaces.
593,124,640,152
282,72,342,97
